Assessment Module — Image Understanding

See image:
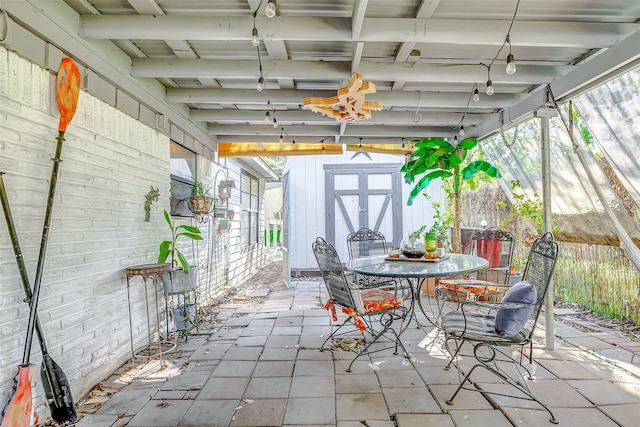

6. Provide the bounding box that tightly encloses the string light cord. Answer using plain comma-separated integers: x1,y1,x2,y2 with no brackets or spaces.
252,0,280,132
486,0,521,72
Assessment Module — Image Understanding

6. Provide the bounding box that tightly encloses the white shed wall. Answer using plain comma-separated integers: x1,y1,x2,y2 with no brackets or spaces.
283,152,445,271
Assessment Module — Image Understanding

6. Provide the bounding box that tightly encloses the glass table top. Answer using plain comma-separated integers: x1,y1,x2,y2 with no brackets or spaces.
346,254,489,278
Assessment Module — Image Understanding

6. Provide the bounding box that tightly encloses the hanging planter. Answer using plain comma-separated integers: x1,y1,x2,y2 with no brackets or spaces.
189,197,213,215
189,182,214,215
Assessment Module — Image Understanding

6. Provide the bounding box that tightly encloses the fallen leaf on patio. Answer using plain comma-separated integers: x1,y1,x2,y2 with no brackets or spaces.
118,413,125,418
95,383,104,391
156,400,170,408
242,399,254,404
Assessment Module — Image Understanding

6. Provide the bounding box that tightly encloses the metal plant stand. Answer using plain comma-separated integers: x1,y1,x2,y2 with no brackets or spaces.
125,262,177,367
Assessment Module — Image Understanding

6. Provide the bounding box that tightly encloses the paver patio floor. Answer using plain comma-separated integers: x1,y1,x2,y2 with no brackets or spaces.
74,272,640,427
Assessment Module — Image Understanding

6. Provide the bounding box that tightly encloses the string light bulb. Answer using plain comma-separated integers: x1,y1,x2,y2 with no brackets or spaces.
292,137,296,144
279,128,284,143
272,117,278,128
459,124,465,136
265,0,276,18
264,110,270,123
506,53,516,75
505,35,516,75
486,79,494,96
251,27,259,47
256,77,264,92
473,86,480,102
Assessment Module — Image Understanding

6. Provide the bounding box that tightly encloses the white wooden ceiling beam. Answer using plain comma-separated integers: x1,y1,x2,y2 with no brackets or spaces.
209,124,452,138
126,0,164,15
79,16,638,48
351,0,368,39
132,59,570,84
393,0,441,90
191,109,494,125
168,88,526,108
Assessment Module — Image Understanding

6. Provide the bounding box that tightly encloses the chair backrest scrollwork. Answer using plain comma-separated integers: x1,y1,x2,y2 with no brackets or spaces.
520,232,559,340
312,237,357,309
470,227,516,270
347,228,388,260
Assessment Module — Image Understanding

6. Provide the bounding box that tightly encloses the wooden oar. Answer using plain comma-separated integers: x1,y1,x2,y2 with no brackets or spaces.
0,173,77,423
1,57,80,427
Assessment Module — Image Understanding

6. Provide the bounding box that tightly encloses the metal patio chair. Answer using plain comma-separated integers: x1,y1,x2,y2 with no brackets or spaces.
346,228,396,289
438,227,516,302
312,237,411,372
439,232,559,424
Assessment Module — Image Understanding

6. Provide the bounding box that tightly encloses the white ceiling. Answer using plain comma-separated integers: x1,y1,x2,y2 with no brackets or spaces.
21,0,640,146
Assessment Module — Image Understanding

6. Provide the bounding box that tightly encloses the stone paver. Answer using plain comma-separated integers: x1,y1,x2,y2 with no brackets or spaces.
448,409,513,427
75,276,640,427
567,379,640,405
127,400,192,426
599,403,640,426
283,397,335,425
229,398,287,426
336,393,390,421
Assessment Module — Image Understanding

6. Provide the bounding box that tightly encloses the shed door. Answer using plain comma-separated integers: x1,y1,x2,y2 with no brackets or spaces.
324,164,403,257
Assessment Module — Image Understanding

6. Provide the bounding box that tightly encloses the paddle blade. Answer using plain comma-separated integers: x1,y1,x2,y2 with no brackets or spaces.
0,366,32,427
55,58,80,132
41,356,77,423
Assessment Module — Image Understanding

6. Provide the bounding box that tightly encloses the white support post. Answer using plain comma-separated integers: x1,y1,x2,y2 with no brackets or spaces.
540,113,555,350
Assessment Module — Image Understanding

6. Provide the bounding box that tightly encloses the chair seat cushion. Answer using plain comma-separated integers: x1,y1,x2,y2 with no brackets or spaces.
439,278,502,295
441,311,526,343
360,288,402,313
494,280,537,336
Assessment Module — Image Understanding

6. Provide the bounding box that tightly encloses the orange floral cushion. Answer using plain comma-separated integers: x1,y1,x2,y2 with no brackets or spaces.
439,279,501,295
360,288,402,312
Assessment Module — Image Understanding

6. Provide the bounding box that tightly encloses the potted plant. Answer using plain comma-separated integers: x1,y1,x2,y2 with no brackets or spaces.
158,210,203,293
401,137,501,254
189,181,214,214
424,194,453,251
400,225,427,258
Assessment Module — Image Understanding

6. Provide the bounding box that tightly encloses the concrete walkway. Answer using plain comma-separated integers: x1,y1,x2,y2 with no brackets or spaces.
74,279,640,427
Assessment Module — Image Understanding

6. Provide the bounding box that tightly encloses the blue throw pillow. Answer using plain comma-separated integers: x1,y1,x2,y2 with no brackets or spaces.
494,281,537,336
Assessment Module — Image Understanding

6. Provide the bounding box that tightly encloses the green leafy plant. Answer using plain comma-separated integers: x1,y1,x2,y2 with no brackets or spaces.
407,225,427,243
497,180,559,235
191,181,214,199
158,210,203,273
401,137,501,253
424,194,454,250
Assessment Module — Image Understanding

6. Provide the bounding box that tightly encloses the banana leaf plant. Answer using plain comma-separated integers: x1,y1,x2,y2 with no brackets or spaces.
158,210,203,273
400,137,501,253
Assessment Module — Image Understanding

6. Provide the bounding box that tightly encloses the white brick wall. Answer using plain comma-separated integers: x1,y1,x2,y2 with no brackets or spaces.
0,48,171,418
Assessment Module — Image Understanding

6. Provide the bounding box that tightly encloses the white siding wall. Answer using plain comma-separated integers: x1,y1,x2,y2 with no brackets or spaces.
284,152,445,270
0,49,171,416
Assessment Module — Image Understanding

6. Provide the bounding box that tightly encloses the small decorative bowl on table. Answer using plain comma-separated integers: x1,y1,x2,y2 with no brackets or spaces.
401,249,426,258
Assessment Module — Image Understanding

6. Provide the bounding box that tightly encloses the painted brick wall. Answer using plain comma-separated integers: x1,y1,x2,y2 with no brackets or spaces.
0,48,171,418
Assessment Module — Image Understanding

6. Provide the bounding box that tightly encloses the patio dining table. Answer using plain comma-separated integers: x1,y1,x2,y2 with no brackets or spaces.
346,254,489,327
